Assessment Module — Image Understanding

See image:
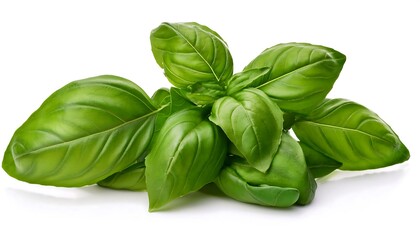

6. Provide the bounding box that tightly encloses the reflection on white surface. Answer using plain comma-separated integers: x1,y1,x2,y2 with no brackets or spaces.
1,162,410,214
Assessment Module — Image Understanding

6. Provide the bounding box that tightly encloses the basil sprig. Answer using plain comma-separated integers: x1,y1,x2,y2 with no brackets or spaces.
2,22,409,212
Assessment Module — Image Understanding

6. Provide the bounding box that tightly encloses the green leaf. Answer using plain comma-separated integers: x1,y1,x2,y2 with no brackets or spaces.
151,87,170,108
180,81,226,106
2,75,158,187
145,108,227,211
244,43,346,113
230,133,316,205
150,22,233,88
209,88,283,172
226,67,271,95
153,87,195,135
299,142,342,178
293,98,410,170
97,161,146,191
215,167,300,208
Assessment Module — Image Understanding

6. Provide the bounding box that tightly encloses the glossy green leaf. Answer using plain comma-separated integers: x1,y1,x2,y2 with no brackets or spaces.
293,98,410,170
215,167,300,208
226,67,271,95
153,87,195,135
151,87,170,108
180,80,226,106
2,75,158,187
145,108,227,211
209,88,283,172
244,43,346,113
150,22,233,88
230,133,316,205
97,161,146,191
299,142,342,178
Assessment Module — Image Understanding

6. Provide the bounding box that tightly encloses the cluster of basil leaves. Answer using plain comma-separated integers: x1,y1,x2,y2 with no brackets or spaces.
2,22,410,211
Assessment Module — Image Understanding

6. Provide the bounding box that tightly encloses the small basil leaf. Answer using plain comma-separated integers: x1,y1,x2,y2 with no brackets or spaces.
299,142,342,178
244,43,346,114
209,88,283,173
150,22,233,88
231,133,316,205
97,161,146,191
2,75,158,187
180,81,226,106
151,87,170,108
170,87,195,112
153,87,195,135
145,108,227,211
226,67,271,95
293,98,410,170
215,166,300,208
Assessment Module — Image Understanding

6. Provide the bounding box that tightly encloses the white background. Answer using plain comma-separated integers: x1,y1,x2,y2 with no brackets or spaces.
0,0,419,239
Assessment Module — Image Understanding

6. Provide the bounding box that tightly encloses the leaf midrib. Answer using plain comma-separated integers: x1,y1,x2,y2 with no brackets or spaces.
164,23,221,82
257,57,343,89
14,108,161,159
297,121,395,144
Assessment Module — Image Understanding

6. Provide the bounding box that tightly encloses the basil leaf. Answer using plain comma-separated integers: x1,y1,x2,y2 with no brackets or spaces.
230,133,316,205
151,87,170,108
244,43,346,113
145,108,227,211
299,142,342,178
150,22,233,92
2,75,158,187
209,88,283,173
215,166,300,208
226,67,271,95
153,87,195,135
180,81,226,106
293,98,410,170
97,161,146,191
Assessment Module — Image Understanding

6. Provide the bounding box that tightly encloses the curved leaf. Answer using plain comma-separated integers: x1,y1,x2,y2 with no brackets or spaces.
153,87,195,135
97,161,146,191
209,88,283,172
151,87,170,108
232,133,316,205
299,142,342,178
215,167,300,208
244,43,346,113
145,108,227,211
150,22,233,88
293,98,410,170
2,75,157,187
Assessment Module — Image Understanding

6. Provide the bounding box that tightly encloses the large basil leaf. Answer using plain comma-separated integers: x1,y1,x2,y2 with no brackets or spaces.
209,88,283,173
244,43,346,113
150,22,233,103
145,108,227,211
230,133,316,205
215,166,300,208
293,98,410,170
97,161,146,191
2,75,158,187
299,142,342,178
